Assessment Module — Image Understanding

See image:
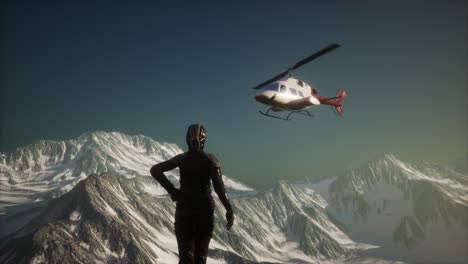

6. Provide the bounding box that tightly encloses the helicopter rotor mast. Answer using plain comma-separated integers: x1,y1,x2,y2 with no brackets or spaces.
253,43,341,90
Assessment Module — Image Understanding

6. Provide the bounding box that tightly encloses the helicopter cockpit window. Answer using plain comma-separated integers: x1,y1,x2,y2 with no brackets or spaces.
290,88,297,96
297,80,304,87
298,91,304,97
264,83,278,92
279,85,286,93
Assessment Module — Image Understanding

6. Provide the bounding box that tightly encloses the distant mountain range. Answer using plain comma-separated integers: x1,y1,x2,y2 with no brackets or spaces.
1,131,466,263
299,154,468,263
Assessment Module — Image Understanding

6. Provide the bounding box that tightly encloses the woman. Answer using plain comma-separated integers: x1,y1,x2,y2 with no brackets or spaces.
150,124,234,264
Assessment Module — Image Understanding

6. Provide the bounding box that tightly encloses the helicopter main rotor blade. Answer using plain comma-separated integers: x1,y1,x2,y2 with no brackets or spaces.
252,43,341,90
253,70,289,90
291,43,340,71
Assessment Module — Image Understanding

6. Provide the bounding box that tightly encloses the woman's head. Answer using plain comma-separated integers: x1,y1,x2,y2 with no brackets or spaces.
186,124,206,152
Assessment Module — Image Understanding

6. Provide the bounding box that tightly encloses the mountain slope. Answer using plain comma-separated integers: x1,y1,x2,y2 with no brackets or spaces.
0,131,382,263
1,172,376,264
0,131,252,237
302,154,468,264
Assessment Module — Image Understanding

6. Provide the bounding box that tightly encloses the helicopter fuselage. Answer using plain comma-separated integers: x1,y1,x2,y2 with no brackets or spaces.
252,44,345,119
254,77,320,111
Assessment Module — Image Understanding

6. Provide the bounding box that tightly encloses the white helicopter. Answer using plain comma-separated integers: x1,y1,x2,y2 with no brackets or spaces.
253,43,347,120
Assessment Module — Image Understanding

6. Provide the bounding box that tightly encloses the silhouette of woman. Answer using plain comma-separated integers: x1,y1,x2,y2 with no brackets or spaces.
150,124,234,264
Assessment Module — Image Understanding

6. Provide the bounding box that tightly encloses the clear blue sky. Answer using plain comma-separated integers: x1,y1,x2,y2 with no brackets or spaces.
1,1,466,187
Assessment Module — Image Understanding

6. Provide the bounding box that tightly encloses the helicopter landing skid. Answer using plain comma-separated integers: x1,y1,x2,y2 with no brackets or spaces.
259,108,314,121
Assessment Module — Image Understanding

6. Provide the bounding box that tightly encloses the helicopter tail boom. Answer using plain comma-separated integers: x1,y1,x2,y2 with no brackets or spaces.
318,89,347,116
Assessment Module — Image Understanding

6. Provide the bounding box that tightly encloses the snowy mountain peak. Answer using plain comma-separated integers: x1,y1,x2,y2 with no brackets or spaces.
344,154,466,189
368,153,411,171
0,131,251,234
76,131,181,153
0,131,182,179
322,155,468,263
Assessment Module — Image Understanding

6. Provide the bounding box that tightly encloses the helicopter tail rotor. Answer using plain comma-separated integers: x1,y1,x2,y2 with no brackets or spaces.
334,89,346,116
320,89,347,116
335,106,343,116
339,90,347,100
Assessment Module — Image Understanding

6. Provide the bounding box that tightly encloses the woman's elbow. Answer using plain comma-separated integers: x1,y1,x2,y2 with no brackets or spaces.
150,165,160,176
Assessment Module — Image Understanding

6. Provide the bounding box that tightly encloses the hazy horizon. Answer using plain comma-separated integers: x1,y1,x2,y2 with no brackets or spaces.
1,129,466,189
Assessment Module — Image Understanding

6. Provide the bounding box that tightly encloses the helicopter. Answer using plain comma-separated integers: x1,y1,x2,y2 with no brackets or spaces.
253,43,347,120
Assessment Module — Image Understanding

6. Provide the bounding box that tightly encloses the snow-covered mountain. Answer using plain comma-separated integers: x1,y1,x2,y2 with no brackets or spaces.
0,131,252,238
0,131,251,204
300,154,468,264
0,172,380,264
0,131,384,264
